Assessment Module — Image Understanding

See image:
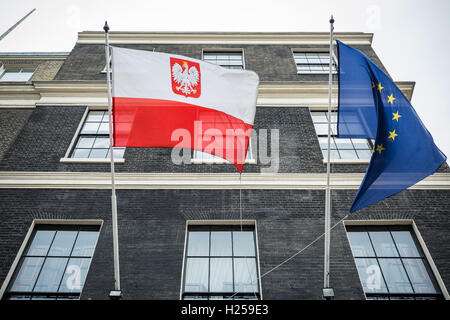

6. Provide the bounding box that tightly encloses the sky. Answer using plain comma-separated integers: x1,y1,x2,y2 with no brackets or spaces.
1,0,449,159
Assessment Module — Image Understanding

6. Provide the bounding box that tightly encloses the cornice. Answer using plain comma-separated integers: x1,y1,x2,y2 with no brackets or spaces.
0,172,448,190
76,32,374,45
0,80,415,108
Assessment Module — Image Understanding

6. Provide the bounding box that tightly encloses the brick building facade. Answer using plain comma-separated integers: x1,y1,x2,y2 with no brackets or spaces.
0,32,448,300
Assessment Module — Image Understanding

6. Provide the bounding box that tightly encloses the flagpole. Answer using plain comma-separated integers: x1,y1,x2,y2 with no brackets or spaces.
104,21,122,299
323,15,335,300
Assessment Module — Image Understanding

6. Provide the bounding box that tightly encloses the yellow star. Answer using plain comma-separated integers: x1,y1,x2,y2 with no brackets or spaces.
387,94,396,104
388,129,398,141
376,144,385,154
377,83,384,93
392,111,402,122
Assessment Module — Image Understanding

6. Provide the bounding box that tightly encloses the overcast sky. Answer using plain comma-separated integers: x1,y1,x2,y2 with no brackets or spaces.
1,0,449,159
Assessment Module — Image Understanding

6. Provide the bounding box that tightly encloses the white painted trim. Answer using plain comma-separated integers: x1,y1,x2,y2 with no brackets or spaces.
60,158,125,164
76,32,373,46
323,159,370,165
0,219,103,300
343,219,449,300
179,220,261,300
63,107,89,158
0,172,449,190
0,81,415,109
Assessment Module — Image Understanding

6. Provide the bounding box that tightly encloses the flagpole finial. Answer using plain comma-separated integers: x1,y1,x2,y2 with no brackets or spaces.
330,15,335,24
103,21,109,33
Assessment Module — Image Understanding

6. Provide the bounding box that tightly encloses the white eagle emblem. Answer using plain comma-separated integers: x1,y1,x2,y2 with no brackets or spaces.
171,61,200,96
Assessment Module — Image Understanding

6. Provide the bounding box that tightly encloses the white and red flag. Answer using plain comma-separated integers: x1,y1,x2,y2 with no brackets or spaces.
111,47,259,172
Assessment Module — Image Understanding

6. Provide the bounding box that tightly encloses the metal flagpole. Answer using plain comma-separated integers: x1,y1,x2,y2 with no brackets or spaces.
104,21,122,299
323,15,335,300
0,8,36,41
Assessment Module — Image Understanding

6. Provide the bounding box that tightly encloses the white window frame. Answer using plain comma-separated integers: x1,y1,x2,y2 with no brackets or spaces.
60,107,125,164
0,67,35,82
292,48,338,75
343,219,450,300
191,138,256,165
310,109,373,164
0,219,103,300
180,219,262,300
201,48,245,70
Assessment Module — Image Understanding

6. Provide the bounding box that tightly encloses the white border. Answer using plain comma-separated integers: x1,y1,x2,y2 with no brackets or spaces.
343,219,449,300
179,219,262,300
0,219,103,300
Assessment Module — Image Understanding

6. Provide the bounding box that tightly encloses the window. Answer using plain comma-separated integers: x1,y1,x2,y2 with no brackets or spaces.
0,68,34,81
311,111,373,161
346,226,443,300
203,51,244,69
182,225,260,300
4,224,100,300
192,141,255,164
293,52,336,73
70,110,125,159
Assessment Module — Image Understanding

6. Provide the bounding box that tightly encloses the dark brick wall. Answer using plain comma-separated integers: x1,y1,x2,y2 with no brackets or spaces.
0,188,448,300
1,105,447,173
0,109,33,161
54,44,388,82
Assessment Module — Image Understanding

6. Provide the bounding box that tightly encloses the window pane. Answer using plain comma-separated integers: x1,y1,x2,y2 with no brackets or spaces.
356,149,372,160
80,122,100,134
85,111,104,122
72,148,91,158
354,258,388,293
27,230,55,256
233,232,255,256
378,258,413,293
322,149,340,160
403,259,437,294
369,232,399,257
93,137,110,148
335,138,353,149
89,148,108,158
347,232,375,257
210,232,232,256
311,112,327,123
97,123,110,134
391,231,421,258
48,231,78,256
59,258,91,293
76,137,95,148
10,257,45,292
72,231,99,257
107,147,125,159
34,258,68,292
339,149,358,160
210,258,233,292
352,139,370,149
234,258,258,293
184,258,209,292
187,232,209,256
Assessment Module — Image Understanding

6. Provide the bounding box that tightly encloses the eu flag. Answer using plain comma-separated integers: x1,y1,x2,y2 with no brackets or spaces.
336,40,447,213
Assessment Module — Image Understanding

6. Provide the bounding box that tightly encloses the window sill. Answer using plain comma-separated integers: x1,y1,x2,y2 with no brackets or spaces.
60,158,125,164
191,159,257,165
322,159,369,165
297,71,337,75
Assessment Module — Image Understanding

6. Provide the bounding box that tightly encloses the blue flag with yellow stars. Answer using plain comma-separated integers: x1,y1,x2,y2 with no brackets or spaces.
336,40,447,213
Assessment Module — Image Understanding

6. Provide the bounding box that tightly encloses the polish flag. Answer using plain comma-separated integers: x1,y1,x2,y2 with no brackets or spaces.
111,47,259,172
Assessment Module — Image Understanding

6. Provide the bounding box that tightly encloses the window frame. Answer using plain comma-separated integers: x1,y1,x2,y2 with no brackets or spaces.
310,109,374,164
191,137,256,165
291,48,338,74
0,219,103,300
180,220,262,300
202,48,245,70
0,67,35,82
61,107,125,164
344,220,449,300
